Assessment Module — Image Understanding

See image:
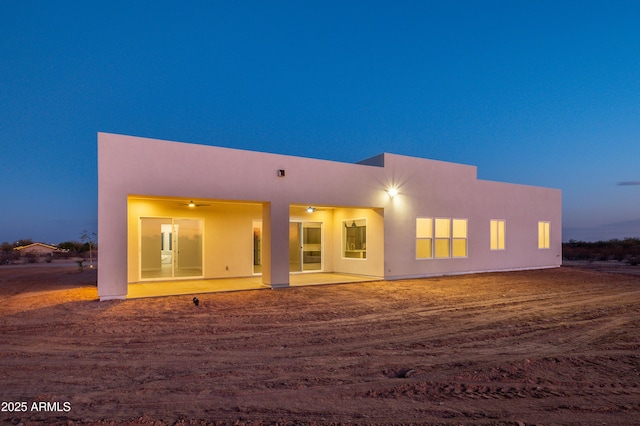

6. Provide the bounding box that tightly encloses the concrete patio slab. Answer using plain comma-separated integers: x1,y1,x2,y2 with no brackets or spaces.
127,273,379,299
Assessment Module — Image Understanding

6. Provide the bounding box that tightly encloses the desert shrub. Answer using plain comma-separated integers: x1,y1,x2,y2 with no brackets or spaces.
563,238,640,262
0,251,20,265
53,250,71,259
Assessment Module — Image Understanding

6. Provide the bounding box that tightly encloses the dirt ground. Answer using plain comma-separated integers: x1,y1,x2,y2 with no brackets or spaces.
1,264,639,426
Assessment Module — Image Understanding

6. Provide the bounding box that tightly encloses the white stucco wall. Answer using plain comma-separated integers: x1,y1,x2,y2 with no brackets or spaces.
380,153,562,279
98,133,561,300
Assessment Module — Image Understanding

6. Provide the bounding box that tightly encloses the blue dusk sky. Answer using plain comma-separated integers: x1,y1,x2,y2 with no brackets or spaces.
1,1,639,244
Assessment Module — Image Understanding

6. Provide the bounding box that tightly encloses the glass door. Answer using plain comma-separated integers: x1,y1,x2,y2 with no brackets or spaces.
140,217,203,280
302,222,322,271
140,218,173,279
253,220,262,274
289,221,322,273
174,219,203,278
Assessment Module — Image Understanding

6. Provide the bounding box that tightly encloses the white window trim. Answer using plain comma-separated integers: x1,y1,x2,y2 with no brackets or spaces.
416,217,468,259
490,219,506,251
452,218,468,258
342,218,367,260
538,221,551,249
416,217,433,259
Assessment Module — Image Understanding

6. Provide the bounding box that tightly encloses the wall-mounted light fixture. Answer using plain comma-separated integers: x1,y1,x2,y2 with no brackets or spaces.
277,169,285,177
188,201,196,208
306,206,315,213
387,187,399,198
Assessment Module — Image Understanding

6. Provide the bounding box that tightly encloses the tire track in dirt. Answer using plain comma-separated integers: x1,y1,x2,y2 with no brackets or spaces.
2,267,640,424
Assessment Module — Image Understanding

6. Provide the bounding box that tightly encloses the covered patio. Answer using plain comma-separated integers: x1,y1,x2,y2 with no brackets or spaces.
127,273,380,299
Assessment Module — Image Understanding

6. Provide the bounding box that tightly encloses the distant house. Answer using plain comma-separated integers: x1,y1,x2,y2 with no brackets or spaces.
97,133,562,301
14,243,67,257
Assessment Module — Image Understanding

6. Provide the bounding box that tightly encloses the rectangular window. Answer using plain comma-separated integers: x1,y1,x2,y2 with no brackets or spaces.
435,218,451,258
452,219,468,257
416,218,433,259
343,218,366,258
490,219,506,250
538,221,550,249
417,217,468,259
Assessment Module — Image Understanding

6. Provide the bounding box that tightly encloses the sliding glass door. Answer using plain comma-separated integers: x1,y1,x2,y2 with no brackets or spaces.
140,217,203,280
302,222,322,271
289,222,322,272
174,219,203,277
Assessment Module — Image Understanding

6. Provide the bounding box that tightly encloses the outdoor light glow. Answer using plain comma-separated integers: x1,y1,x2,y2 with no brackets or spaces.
188,201,196,208
387,187,398,198
307,207,315,213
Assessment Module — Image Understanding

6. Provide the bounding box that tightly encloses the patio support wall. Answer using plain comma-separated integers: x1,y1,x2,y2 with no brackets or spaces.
97,147,128,300
261,201,290,288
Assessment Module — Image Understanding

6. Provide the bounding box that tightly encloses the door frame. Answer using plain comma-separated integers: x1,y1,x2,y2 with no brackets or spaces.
251,219,325,275
138,216,204,281
290,220,324,274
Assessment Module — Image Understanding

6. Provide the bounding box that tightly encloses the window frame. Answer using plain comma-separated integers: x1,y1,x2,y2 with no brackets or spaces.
416,217,468,259
342,218,367,259
452,218,468,258
538,221,550,249
434,218,451,258
416,217,433,259
490,219,506,251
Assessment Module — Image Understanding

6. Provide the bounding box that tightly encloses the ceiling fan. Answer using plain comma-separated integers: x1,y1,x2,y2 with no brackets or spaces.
304,206,329,213
178,200,211,208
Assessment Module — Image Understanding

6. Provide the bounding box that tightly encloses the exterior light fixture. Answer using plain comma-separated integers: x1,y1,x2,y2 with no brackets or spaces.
387,187,399,198
188,201,196,208
307,207,315,213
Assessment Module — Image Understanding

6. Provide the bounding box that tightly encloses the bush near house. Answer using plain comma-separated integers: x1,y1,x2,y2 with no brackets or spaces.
563,238,640,265
0,242,20,265
57,241,86,258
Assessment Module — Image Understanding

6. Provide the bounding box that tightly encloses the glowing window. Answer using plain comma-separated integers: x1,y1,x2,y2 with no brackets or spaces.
435,218,451,258
452,219,467,257
417,217,468,259
416,218,433,259
343,219,367,258
490,220,506,250
538,221,550,249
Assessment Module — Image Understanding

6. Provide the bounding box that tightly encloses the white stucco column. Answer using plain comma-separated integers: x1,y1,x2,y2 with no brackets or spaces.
97,135,128,301
261,201,290,288
97,194,128,300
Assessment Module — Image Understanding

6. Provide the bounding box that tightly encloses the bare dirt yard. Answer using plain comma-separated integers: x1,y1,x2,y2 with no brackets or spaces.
1,264,639,426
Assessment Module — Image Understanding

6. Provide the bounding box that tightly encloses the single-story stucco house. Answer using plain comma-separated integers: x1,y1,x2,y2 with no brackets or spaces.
97,133,561,301
14,242,66,256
